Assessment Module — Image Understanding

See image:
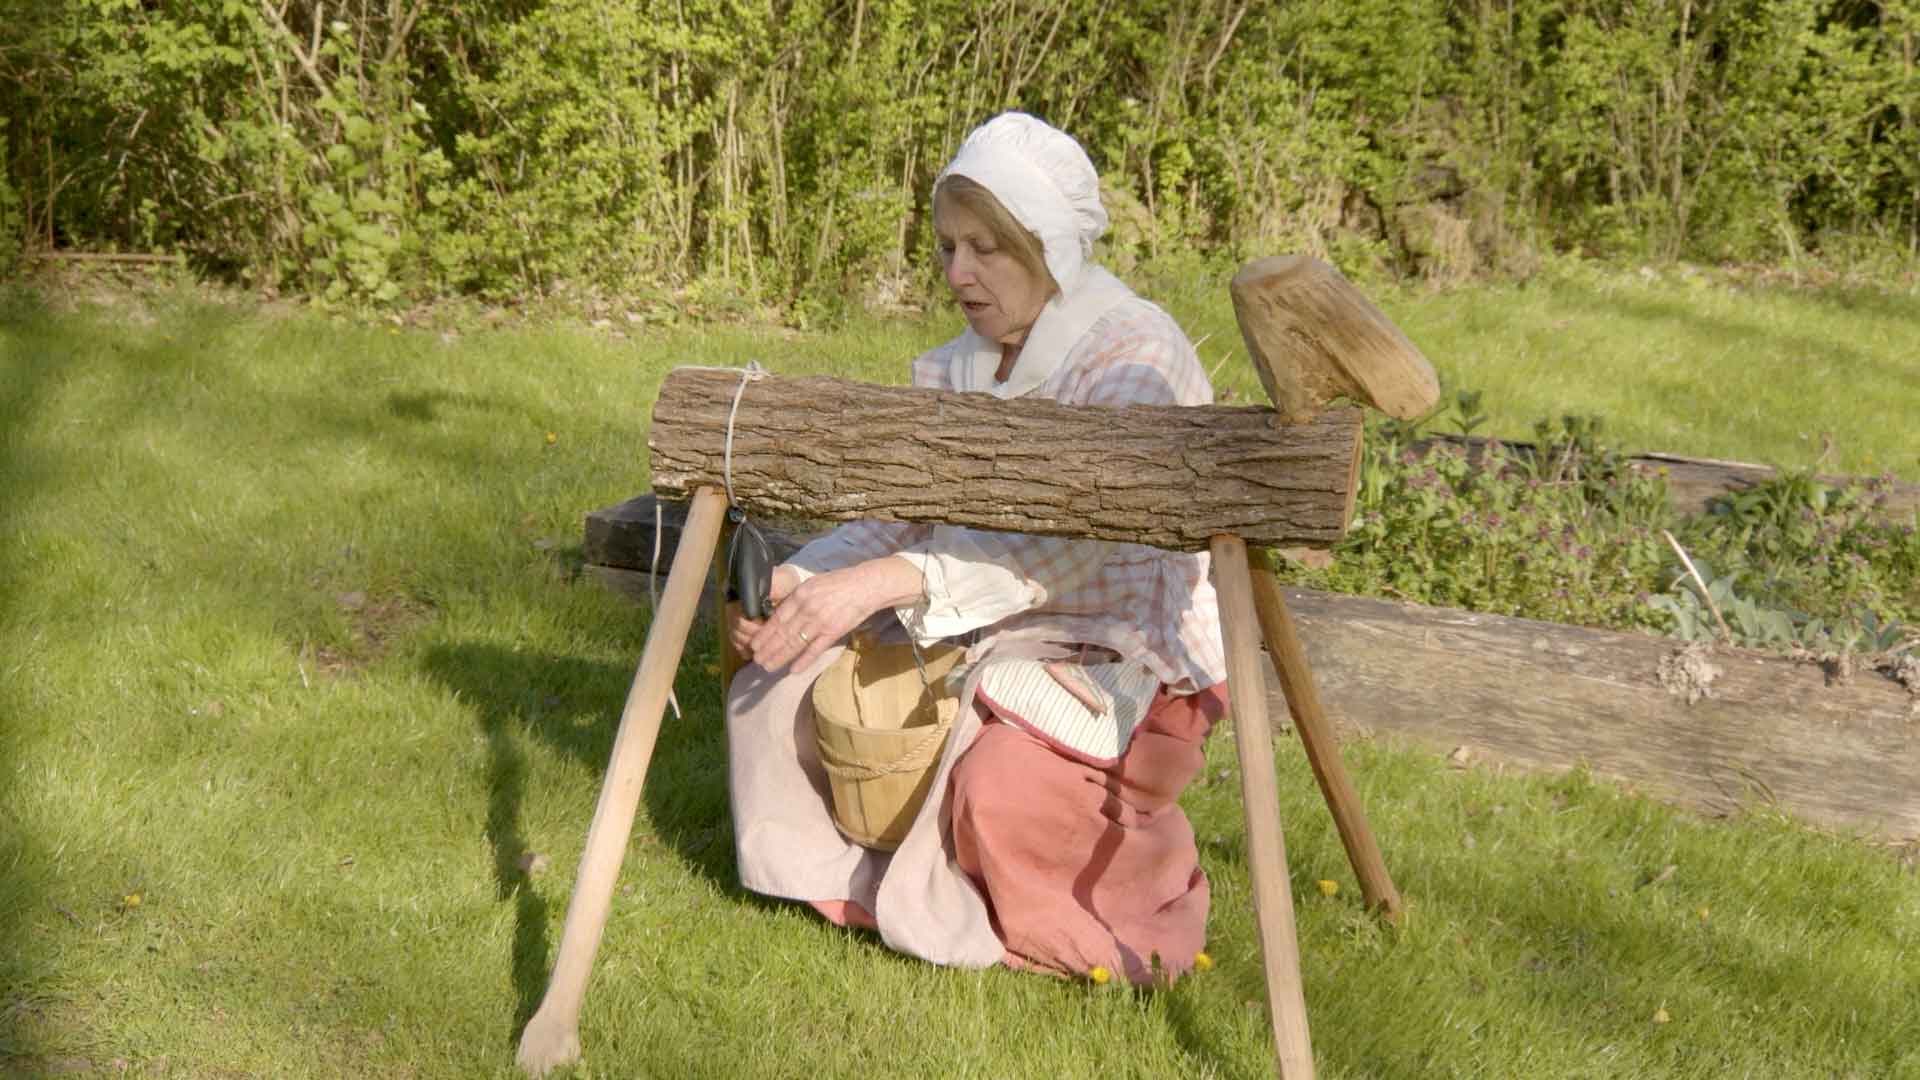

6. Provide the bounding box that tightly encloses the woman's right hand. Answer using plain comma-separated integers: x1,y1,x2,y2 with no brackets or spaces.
728,565,802,661
744,556,925,674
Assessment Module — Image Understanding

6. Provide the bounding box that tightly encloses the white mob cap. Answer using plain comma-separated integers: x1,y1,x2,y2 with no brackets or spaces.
935,112,1109,291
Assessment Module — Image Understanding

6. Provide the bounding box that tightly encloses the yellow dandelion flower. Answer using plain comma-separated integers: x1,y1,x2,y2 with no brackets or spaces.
1088,966,1112,985
1696,906,1711,922
122,892,142,908
545,432,558,445
1653,1006,1671,1024
1316,879,1339,897
703,662,722,675
1193,951,1214,972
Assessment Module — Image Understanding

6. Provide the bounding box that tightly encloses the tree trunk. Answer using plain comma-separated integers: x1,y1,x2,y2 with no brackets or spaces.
647,368,1362,551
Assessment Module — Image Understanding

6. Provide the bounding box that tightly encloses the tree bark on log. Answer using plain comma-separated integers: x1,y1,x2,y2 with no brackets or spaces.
585,495,1920,841
647,368,1362,551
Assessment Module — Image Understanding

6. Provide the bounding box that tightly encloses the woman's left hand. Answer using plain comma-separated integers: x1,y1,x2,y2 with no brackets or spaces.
749,555,925,674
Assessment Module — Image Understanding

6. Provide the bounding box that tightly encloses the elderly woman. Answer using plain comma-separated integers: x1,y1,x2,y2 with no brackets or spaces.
725,112,1227,986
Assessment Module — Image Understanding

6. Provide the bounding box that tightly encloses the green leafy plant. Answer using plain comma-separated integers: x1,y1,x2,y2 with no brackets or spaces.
1293,395,1676,632
1679,467,1920,636
0,127,19,276
5,0,1918,307
1282,389,1919,661
1647,553,1800,648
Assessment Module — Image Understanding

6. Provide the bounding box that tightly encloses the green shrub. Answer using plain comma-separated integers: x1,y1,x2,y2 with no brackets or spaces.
1676,468,1920,640
0,128,20,276
2,0,1915,305
1282,391,1919,660
1300,405,1676,633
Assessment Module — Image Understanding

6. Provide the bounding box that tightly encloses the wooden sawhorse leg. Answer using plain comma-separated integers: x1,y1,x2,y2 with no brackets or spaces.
1248,548,1403,921
1212,536,1404,1080
518,486,729,1076
1211,534,1317,1078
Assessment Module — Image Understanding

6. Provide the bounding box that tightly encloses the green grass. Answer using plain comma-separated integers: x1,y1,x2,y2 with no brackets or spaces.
2,267,1917,1079
1152,259,1920,480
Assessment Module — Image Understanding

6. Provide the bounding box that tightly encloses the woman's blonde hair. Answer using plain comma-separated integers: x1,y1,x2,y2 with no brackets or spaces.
932,175,1058,296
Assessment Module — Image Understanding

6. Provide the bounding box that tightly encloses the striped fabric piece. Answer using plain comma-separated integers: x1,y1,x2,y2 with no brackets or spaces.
975,659,1162,765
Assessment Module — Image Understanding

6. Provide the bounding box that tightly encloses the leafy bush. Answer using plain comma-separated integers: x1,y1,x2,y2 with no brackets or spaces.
1301,400,1675,632
0,128,19,276
3,0,1916,306
1674,468,1920,645
1281,391,1918,662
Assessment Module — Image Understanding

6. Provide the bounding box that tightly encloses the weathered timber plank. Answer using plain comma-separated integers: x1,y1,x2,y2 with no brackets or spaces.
585,495,820,575
587,494,1919,839
647,368,1362,551
1274,589,1918,839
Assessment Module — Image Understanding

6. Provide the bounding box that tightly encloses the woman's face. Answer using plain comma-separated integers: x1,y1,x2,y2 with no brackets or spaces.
934,200,1051,346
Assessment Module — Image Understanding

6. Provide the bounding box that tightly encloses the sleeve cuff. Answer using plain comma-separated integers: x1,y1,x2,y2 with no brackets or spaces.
891,541,1039,644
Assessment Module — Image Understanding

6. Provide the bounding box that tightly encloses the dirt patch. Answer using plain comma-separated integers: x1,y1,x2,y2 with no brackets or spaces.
302,590,436,678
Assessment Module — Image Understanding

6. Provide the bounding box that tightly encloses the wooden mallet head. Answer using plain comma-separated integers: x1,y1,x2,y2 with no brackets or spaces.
1230,255,1440,423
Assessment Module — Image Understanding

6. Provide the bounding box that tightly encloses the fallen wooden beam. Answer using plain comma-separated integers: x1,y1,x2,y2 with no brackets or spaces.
586,495,1919,840
1275,588,1918,839
647,368,1363,551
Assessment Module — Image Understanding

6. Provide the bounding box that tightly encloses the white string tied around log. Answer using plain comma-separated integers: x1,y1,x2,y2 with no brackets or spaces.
721,360,768,506
648,362,770,719
720,362,776,646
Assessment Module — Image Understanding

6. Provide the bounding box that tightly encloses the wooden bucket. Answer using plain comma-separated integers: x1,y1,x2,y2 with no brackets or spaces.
810,633,966,851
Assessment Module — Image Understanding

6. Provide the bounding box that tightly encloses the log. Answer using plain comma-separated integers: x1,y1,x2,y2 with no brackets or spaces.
585,496,1920,840
1231,256,1440,423
647,368,1362,551
1269,589,1919,839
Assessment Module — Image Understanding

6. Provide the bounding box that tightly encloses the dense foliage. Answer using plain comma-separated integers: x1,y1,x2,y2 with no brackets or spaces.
2,0,1916,304
1285,393,1920,663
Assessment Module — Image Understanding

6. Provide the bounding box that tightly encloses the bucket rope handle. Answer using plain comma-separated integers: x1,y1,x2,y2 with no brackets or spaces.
814,717,954,780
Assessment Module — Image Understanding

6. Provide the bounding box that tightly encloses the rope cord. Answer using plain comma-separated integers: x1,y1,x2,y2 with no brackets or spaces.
814,714,956,779
721,360,766,506
718,362,772,614
646,362,769,719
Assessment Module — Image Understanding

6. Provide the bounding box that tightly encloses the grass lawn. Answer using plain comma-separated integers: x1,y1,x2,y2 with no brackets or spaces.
2,266,1916,1079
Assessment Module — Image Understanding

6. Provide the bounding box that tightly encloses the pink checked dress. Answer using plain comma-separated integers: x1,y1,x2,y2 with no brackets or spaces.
725,281,1230,984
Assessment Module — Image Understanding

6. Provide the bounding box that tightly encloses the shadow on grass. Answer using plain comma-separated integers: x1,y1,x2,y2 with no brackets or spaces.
1159,989,1243,1078
385,389,507,423
417,639,740,1040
